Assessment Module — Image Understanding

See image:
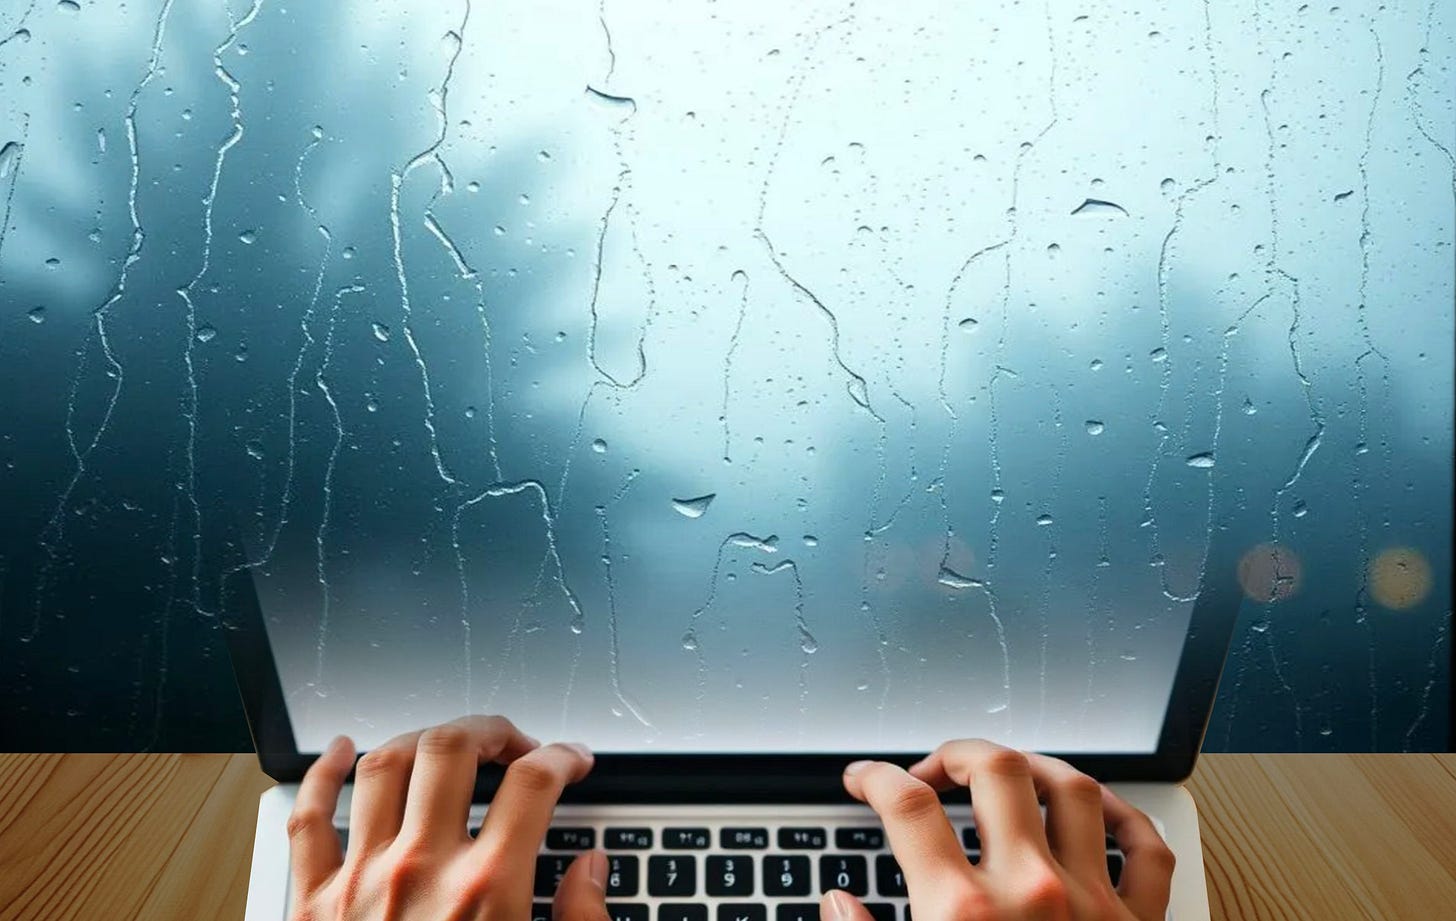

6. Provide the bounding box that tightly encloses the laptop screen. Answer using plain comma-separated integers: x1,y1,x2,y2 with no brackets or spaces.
215,0,1445,757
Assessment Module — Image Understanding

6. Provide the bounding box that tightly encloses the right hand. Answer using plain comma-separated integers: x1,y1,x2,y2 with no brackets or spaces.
825,739,1175,921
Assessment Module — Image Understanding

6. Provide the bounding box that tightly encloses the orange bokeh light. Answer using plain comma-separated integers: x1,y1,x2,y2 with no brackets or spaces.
1369,547,1432,611
1237,543,1302,603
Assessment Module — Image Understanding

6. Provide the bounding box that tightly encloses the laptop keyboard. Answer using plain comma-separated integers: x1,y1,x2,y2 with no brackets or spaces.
318,821,1126,921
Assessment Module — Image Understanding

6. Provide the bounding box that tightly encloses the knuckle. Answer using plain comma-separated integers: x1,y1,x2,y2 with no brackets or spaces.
384,847,431,896
944,881,995,918
506,755,563,795
418,724,473,755
1014,866,1070,915
981,747,1031,778
884,777,943,821
356,747,412,780
1148,842,1177,871
1055,772,1104,805
286,806,329,840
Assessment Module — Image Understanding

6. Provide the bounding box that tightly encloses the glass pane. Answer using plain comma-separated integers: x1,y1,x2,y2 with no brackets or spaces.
0,0,1449,752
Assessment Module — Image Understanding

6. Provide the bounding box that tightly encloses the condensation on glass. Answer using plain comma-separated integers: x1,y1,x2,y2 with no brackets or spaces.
0,0,1450,752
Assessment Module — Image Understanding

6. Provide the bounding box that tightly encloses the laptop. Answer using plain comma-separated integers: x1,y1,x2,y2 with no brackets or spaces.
227,516,1243,921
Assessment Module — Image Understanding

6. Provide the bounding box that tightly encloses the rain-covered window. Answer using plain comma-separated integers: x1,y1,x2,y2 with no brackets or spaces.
1,0,1450,752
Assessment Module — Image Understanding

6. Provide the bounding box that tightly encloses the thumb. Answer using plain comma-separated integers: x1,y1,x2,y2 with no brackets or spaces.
552,850,609,921
821,889,877,921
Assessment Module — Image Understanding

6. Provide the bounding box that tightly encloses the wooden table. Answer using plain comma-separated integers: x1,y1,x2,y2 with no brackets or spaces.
1,754,1453,920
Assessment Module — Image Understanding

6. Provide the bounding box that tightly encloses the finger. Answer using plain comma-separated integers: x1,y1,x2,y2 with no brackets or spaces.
907,740,1048,863
553,850,609,921
348,727,426,851
1023,753,1108,884
820,889,876,921
400,715,541,843
1102,786,1175,920
475,743,594,879
842,760,970,902
288,735,355,897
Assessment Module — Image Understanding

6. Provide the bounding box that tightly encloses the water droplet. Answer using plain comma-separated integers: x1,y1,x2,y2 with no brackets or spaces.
856,679,870,692
847,377,870,408
1355,441,1368,455
1242,397,1257,415
990,488,1004,504
341,246,355,260
1292,500,1308,518
1149,347,1167,362
7,28,31,44
537,149,552,162
1089,358,1104,371
1185,452,1216,468
958,317,979,333
44,257,59,268
1071,198,1129,217
365,395,379,412
802,534,818,547
245,440,264,460
1160,177,1176,193
0,142,21,180
1035,513,1054,526
681,631,699,652
371,322,390,342
986,702,1008,714
239,229,257,244
671,494,716,518
584,85,637,114
493,225,506,236
937,566,983,589
729,533,778,553
58,1,80,12
96,128,106,153
88,228,101,242
464,405,477,419
1085,420,1105,435
195,325,217,343
1333,189,1354,204
799,631,819,655
591,438,608,454
27,306,45,323
1047,242,1061,256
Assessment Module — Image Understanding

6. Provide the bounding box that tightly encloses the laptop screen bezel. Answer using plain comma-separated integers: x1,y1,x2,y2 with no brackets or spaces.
224,528,1245,799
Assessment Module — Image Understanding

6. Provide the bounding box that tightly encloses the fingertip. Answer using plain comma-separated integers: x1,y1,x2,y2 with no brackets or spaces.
327,734,355,764
586,849,607,889
567,741,594,763
822,889,856,921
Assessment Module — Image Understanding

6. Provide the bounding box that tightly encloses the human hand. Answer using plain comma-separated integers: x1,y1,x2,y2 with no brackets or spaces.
288,715,604,921
829,739,1174,921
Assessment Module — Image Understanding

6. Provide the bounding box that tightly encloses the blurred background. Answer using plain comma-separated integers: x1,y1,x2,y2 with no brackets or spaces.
0,0,1450,753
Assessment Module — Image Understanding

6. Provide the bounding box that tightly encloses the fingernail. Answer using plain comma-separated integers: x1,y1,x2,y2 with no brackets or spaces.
568,742,594,761
587,850,608,890
843,760,873,776
825,890,853,921
328,735,352,756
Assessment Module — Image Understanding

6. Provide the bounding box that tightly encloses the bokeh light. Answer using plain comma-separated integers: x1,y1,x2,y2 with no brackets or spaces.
1369,547,1433,611
1237,543,1302,603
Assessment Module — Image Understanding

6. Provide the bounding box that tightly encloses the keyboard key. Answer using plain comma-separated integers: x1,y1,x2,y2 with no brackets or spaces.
663,827,711,849
1107,852,1124,887
864,905,895,921
961,827,981,850
875,855,906,896
764,855,812,896
531,904,551,921
336,827,348,850
659,905,708,921
718,905,766,921
706,855,754,896
967,851,981,866
776,906,819,921
721,827,769,849
608,905,649,921
903,908,912,921
818,855,869,895
648,855,697,896
607,855,640,896
547,827,596,850
835,828,884,850
606,827,654,850
778,827,827,849
536,855,572,897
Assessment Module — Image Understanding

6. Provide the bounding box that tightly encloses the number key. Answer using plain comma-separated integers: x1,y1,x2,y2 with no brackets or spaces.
648,855,696,896
763,855,811,896
818,855,868,896
706,855,754,896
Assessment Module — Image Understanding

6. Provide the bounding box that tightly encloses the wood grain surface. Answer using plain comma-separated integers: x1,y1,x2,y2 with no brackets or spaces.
0,753,1452,920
